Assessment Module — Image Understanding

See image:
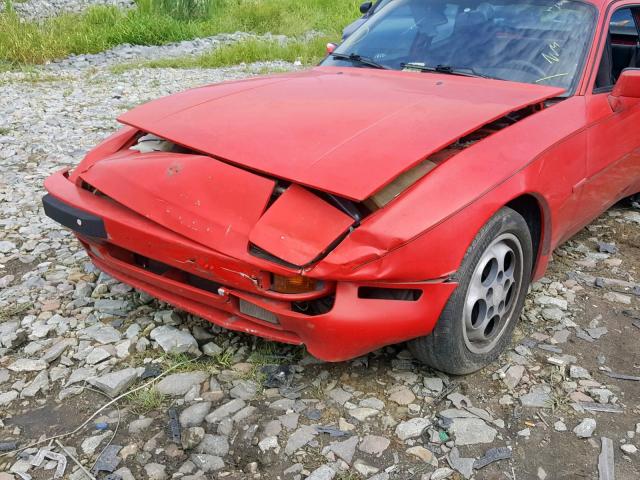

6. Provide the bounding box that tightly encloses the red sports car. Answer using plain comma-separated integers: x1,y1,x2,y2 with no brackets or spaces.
44,0,640,374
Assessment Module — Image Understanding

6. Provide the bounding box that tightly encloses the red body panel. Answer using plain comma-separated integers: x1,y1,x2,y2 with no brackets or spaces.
119,67,563,200
44,0,640,361
249,185,354,266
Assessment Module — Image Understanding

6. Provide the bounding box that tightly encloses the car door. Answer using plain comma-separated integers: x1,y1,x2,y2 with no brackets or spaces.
578,4,640,222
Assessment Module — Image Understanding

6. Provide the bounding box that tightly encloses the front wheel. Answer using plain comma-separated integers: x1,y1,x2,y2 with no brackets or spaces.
409,207,533,375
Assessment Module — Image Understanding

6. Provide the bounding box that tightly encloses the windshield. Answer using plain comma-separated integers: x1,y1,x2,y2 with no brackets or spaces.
323,0,597,91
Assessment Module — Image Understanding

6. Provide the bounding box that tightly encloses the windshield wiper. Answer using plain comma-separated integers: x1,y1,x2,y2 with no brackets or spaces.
401,63,492,79
330,52,388,70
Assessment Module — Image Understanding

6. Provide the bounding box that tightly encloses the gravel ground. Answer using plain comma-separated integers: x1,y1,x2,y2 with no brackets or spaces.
0,0,134,20
0,57,640,480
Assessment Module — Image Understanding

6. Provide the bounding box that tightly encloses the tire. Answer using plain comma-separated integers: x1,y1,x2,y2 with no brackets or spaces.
409,207,533,375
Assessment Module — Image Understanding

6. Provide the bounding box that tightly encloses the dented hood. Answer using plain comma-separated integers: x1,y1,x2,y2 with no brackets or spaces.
119,67,563,201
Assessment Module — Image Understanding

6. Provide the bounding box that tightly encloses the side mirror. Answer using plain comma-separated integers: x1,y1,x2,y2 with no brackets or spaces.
609,69,640,111
360,1,373,14
326,43,338,55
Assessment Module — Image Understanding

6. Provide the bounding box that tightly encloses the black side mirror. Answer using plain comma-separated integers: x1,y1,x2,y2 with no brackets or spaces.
360,2,373,14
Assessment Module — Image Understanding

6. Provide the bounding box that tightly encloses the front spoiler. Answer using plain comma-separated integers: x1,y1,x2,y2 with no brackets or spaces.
43,169,457,361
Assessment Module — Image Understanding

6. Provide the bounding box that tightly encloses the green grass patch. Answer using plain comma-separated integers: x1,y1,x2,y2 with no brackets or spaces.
130,36,329,70
126,386,166,414
0,0,359,66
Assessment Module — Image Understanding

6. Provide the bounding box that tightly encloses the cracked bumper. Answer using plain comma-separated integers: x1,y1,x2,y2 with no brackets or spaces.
44,169,457,361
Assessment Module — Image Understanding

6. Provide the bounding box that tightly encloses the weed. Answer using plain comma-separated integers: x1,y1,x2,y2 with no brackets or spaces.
336,472,361,480
212,349,234,369
161,352,221,374
126,386,166,414
137,0,215,20
131,36,329,70
0,0,360,65
0,127,10,135
0,302,32,321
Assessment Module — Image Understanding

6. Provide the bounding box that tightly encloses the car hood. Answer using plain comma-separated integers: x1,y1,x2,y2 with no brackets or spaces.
119,67,563,201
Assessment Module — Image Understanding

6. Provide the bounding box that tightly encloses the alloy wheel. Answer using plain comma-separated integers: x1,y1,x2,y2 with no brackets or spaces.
462,233,524,354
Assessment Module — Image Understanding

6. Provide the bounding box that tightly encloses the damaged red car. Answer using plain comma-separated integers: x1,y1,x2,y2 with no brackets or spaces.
44,0,640,374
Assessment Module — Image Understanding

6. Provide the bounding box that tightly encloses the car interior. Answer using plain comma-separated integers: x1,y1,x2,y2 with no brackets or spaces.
595,7,640,91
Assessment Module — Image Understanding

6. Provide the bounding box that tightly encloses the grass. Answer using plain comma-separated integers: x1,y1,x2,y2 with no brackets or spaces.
128,36,330,70
0,302,32,321
126,386,166,414
0,0,360,66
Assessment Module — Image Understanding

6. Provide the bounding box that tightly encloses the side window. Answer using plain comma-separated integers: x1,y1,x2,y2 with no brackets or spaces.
595,7,640,91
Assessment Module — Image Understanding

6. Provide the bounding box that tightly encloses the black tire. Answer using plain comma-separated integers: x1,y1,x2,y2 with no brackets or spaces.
409,207,533,375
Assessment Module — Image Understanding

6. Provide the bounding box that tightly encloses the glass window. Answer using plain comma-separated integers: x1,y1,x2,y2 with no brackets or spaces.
323,0,597,92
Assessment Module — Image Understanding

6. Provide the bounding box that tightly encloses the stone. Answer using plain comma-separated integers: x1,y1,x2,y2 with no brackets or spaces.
128,418,153,434
554,421,567,432
190,454,224,472
196,434,229,457
389,386,416,405
570,365,591,379
0,240,15,253
604,292,632,304
621,444,637,454
349,407,380,421
328,387,352,405
407,446,437,465
447,447,474,479
306,465,335,480
359,435,391,456
431,468,455,480
206,399,246,423
66,367,96,386
202,342,223,357
85,347,111,365
182,427,205,450
359,397,385,410
258,436,279,452
180,402,211,427
424,377,444,393
21,371,49,398
328,436,359,464
535,295,568,310
230,380,259,400
8,358,47,372
396,418,431,441
42,338,75,363
81,324,121,344
574,418,597,438
448,418,497,445
285,425,318,454
89,367,140,396
156,371,208,396
0,391,18,406
353,460,379,477
144,463,166,480
81,432,109,455
504,365,525,389
150,325,199,354
520,385,553,408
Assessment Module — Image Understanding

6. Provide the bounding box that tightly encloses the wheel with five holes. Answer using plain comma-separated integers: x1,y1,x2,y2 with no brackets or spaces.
409,207,533,375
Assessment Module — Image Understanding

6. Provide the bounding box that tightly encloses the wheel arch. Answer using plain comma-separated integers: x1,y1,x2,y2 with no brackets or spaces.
505,192,552,281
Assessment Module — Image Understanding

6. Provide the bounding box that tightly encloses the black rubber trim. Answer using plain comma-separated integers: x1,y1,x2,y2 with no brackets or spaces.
42,194,107,239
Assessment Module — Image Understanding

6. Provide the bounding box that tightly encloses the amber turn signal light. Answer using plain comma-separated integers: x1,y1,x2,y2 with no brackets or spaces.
272,274,317,294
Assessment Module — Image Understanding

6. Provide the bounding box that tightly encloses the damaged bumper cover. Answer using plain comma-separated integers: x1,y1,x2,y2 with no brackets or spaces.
43,169,457,361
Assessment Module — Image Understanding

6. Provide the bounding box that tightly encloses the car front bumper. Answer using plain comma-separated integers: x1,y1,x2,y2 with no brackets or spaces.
44,169,457,361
